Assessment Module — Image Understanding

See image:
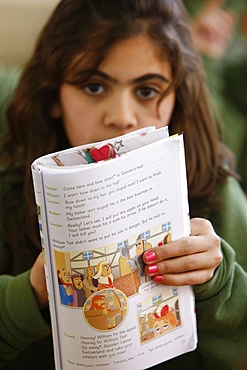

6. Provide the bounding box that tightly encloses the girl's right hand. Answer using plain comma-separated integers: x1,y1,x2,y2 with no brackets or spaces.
30,251,49,309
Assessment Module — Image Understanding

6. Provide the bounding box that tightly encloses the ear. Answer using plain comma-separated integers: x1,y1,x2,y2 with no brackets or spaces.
51,102,62,119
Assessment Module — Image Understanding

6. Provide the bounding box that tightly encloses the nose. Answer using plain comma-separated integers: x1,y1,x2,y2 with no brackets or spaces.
103,92,139,131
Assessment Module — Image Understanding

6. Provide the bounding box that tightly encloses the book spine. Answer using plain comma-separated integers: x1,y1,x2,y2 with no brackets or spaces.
177,134,191,237
177,135,197,342
31,166,62,370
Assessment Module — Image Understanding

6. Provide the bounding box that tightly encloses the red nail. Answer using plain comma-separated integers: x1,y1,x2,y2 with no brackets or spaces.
145,251,156,262
154,275,163,282
148,265,158,274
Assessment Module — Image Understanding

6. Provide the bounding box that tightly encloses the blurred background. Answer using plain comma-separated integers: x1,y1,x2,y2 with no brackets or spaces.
0,0,59,67
0,0,246,192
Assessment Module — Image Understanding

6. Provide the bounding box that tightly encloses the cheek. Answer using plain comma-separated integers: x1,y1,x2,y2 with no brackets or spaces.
62,109,96,147
157,91,176,127
59,86,96,146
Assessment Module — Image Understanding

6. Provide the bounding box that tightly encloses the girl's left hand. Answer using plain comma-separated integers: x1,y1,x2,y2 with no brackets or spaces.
143,218,222,286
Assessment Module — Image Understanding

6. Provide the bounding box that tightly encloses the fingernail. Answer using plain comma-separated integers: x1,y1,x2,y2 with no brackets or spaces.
145,251,156,262
154,275,163,283
147,265,158,274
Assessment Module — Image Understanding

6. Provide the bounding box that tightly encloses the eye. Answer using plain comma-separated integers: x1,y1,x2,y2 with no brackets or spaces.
163,324,169,330
83,83,105,95
136,86,159,99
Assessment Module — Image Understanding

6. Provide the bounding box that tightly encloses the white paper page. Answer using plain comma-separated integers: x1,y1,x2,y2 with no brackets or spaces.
33,135,197,370
33,126,168,168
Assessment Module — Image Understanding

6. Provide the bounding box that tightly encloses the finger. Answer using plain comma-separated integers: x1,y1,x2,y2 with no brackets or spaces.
144,216,220,254
152,268,216,286
145,249,220,276
190,217,215,236
143,234,212,264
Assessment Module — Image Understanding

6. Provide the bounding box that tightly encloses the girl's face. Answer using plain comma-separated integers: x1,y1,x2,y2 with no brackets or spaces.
54,35,175,146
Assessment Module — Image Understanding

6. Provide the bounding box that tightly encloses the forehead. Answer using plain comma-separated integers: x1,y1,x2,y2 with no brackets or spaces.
65,34,172,85
98,34,172,79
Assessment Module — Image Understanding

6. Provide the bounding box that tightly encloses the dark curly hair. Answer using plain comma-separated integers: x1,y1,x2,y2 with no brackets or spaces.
0,0,235,273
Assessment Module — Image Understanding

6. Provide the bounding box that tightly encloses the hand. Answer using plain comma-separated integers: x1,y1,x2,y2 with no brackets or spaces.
127,259,132,267
66,286,73,296
30,251,49,309
191,0,236,59
143,218,222,286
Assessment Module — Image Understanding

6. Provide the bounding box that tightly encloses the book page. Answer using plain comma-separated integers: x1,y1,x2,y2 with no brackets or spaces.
33,135,197,370
35,126,169,168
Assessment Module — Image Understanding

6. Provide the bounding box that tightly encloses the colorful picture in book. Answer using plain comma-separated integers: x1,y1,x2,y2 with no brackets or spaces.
54,221,172,307
83,288,128,331
52,150,89,166
52,143,116,166
136,287,182,344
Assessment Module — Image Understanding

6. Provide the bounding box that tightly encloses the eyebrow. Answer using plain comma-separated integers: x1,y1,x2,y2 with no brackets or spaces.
91,70,170,84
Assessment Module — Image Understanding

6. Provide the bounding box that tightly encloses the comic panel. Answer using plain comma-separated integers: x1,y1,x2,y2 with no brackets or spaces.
54,221,173,308
136,287,182,344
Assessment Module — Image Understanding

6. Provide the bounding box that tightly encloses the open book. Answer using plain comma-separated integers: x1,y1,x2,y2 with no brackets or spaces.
31,127,197,370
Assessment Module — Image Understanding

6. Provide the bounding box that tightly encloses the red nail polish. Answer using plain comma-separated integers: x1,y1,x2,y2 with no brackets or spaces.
148,265,158,274
145,251,156,262
154,275,163,282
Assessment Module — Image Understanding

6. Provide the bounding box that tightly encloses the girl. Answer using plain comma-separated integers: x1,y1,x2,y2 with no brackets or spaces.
0,0,247,369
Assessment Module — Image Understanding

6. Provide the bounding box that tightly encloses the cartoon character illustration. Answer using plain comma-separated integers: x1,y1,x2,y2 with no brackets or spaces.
94,261,114,290
139,315,147,337
158,231,172,246
153,304,177,337
57,268,74,306
128,234,152,284
90,295,108,312
83,266,98,298
146,312,154,335
52,150,88,166
71,274,86,307
84,291,124,330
